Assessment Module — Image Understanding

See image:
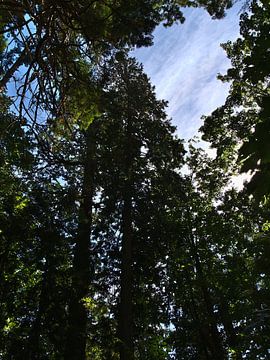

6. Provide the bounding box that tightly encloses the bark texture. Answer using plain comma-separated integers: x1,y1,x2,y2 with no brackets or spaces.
65,125,96,360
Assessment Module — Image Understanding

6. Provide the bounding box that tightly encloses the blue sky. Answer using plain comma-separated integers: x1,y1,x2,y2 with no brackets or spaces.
134,3,243,141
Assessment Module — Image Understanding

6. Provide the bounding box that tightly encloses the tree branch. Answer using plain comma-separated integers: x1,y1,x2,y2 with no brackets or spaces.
0,47,27,90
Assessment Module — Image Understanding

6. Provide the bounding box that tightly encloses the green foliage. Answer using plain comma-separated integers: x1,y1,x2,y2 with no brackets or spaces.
167,148,270,359
0,0,233,119
201,0,270,201
1,3,270,358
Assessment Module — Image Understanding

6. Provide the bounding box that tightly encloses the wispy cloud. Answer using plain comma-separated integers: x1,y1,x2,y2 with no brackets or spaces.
133,5,242,140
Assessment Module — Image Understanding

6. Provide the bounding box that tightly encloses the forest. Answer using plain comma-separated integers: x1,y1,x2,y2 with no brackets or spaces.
0,0,269,359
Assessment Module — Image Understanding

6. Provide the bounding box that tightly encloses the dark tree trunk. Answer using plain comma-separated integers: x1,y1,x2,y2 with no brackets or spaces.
186,209,226,360
118,79,135,359
118,190,134,360
25,229,61,359
26,272,47,360
64,125,96,360
193,251,226,359
187,280,212,359
26,302,42,360
220,302,242,360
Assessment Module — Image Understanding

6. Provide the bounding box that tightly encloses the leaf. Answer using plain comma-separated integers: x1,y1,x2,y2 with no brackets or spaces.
14,194,29,211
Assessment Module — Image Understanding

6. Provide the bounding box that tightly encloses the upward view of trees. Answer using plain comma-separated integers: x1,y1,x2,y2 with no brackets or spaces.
0,0,269,359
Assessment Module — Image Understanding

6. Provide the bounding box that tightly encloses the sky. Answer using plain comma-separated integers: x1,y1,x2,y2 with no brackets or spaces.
7,4,242,140
133,3,243,141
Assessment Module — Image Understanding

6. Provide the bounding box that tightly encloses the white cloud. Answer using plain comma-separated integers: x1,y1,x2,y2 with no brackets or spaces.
133,4,242,140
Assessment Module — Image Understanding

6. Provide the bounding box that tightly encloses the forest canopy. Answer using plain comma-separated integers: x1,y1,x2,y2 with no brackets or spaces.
0,0,269,359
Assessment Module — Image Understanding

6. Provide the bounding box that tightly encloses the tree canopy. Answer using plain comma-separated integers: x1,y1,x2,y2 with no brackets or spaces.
0,0,269,359
0,0,233,120
201,0,270,200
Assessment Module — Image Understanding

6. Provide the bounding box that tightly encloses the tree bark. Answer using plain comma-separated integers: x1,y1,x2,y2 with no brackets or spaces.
64,124,96,360
220,302,242,360
193,250,226,359
118,189,134,360
25,229,62,359
0,48,27,90
187,279,212,359
186,207,225,360
118,78,135,358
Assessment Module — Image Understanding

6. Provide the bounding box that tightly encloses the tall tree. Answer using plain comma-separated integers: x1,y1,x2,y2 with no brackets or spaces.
167,144,270,359
0,94,73,359
85,55,185,359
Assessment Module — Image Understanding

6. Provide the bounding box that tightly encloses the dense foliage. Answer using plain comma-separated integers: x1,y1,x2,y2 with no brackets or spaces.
201,0,270,200
0,0,269,359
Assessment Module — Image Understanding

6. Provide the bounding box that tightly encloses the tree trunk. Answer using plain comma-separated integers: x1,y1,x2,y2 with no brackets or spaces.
193,250,226,359
118,80,134,358
187,280,212,359
118,190,134,360
25,229,60,359
64,125,96,360
186,213,225,360
220,302,242,360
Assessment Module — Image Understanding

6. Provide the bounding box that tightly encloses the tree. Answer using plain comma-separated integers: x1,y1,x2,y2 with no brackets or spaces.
201,0,270,200
0,53,185,359
3,2,270,358
0,0,233,121
90,55,185,359
0,93,73,359
167,144,270,359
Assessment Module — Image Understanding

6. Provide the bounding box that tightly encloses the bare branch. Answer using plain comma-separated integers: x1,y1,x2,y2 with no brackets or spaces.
0,47,27,90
